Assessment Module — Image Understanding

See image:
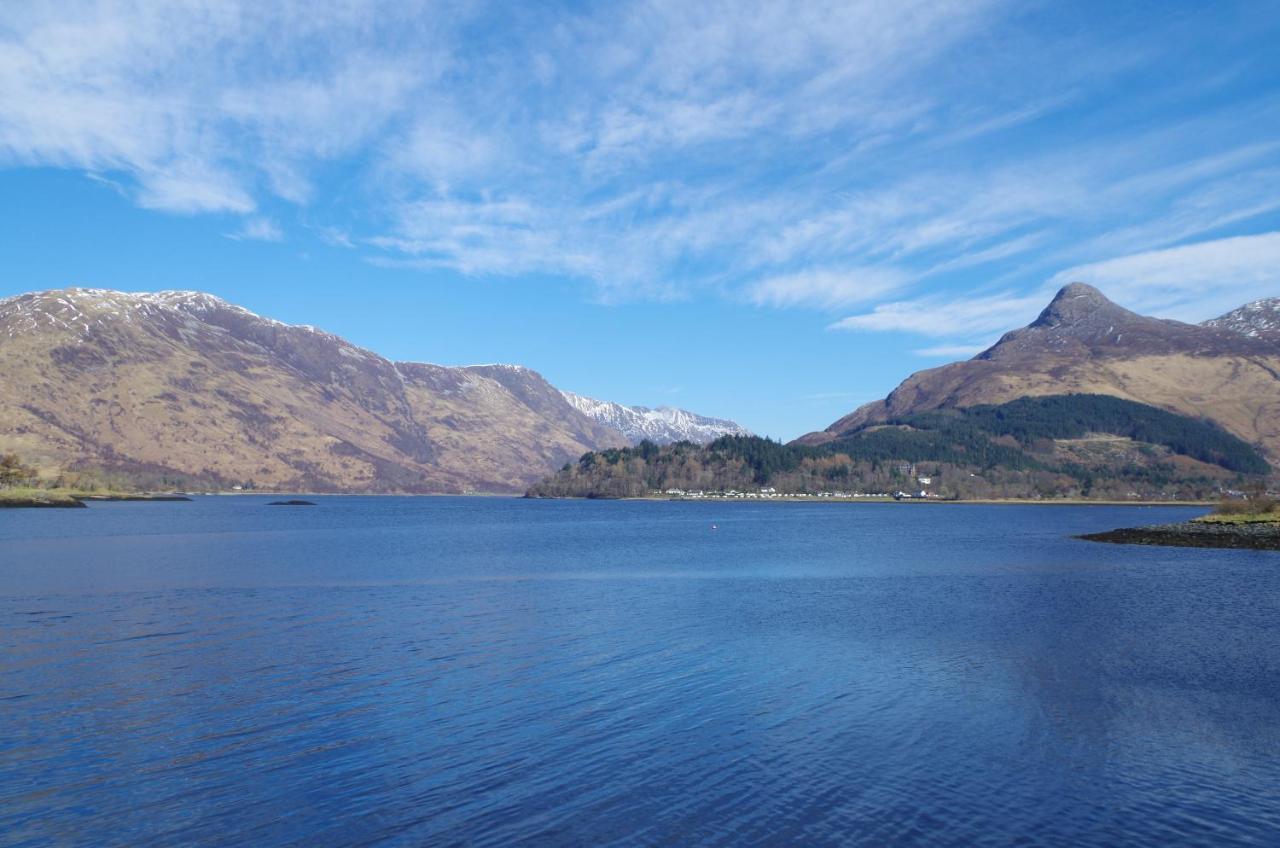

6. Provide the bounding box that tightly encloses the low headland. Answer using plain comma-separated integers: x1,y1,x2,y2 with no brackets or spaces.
0,487,192,509
0,452,194,508
1080,498,1280,550
0,487,87,508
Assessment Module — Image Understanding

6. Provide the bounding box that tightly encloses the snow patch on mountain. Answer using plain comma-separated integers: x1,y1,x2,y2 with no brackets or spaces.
561,391,751,445
0,287,332,340
1203,297,1280,343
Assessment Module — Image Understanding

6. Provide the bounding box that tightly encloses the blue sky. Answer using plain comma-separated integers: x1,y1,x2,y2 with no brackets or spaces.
1,1,1279,439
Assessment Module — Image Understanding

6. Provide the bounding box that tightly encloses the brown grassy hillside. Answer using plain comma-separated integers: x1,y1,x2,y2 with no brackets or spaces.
0,289,627,492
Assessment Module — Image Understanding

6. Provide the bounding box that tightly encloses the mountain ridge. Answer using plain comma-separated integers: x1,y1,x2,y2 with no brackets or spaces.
561,391,752,445
0,287,737,492
1202,297,1280,343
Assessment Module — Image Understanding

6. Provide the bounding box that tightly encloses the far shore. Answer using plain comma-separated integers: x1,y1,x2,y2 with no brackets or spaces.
624,495,1214,507
0,488,1229,509
160,491,1228,504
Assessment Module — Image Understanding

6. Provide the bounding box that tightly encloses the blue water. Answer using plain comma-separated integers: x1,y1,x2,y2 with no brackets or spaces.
2,498,1279,846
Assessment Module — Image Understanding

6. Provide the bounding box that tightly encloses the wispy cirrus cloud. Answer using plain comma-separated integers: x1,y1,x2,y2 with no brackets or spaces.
0,1,452,220
226,217,284,242
746,268,909,309
830,290,1053,337
1,0,1278,327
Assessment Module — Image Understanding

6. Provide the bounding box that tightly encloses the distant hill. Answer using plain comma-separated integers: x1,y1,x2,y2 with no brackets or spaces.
528,394,1271,500
0,288,727,493
561,391,751,445
798,283,1280,462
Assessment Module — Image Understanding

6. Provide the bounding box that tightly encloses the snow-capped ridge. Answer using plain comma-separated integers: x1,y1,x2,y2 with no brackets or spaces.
562,391,751,445
1203,297,1280,342
0,287,342,343
461,363,535,373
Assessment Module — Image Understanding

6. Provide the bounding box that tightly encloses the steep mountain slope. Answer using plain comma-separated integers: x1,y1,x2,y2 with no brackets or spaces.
561,391,751,445
0,288,628,492
799,284,1280,461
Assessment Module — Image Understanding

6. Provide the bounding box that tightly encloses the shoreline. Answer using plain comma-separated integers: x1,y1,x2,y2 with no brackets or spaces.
208,492,1216,507
0,489,1225,509
614,495,1215,507
1080,520,1280,550
0,491,192,509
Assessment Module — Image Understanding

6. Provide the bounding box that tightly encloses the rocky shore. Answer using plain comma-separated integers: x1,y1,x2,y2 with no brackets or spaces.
1079,520,1280,550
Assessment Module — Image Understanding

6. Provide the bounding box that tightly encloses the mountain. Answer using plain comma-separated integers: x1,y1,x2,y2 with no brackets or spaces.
561,392,751,445
0,288,636,493
1202,297,1280,343
799,283,1280,461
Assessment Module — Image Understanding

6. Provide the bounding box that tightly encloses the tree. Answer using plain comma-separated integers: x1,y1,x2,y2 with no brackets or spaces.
0,453,36,488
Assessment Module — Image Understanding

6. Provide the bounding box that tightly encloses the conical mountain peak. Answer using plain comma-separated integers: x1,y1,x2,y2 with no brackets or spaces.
969,281,1268,363
1031,283,1128,328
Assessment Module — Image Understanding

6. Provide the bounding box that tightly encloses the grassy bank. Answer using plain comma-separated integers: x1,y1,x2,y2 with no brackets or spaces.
0,488,87,508
1194,495,1280,524
1195,510,1280,525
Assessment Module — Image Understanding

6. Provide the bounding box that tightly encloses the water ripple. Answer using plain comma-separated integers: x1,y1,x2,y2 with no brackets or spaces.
1,498,1279,845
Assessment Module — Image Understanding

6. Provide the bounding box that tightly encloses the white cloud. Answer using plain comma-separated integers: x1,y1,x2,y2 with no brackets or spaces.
0,0,1277,320
920,233,1047,277
0,0,1023,289
830,290,1051,337
138,167,256,215
384,117,502,193
746,267,909,309
0,1,450,213
555,0,1000,164
227,217,284,242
